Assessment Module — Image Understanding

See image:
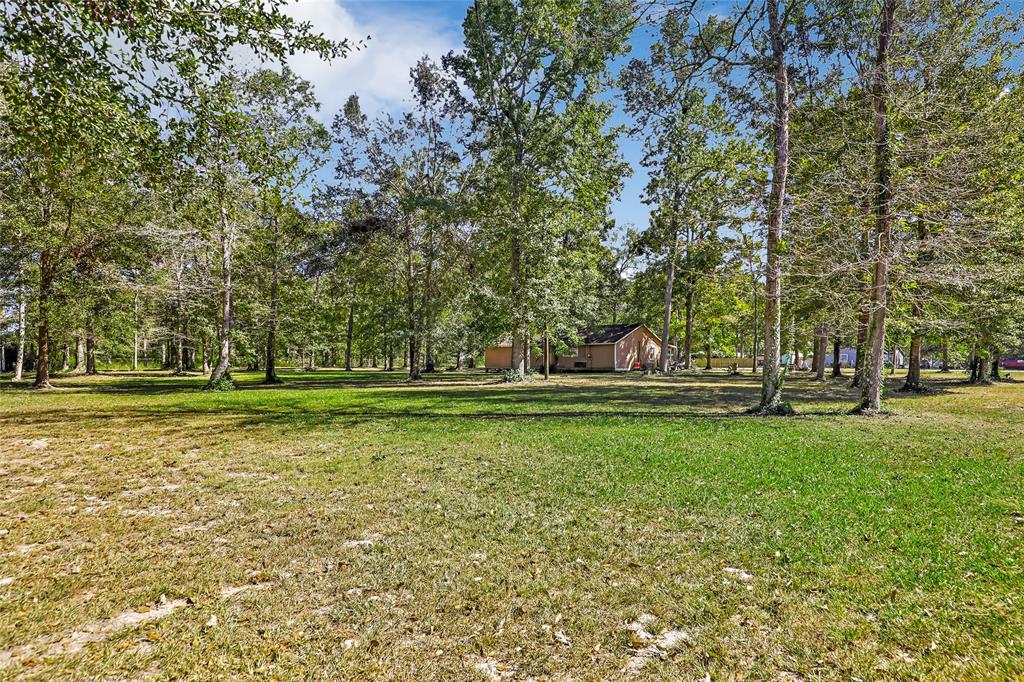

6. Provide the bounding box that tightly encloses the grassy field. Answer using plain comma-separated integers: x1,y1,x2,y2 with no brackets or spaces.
0,368,1022,680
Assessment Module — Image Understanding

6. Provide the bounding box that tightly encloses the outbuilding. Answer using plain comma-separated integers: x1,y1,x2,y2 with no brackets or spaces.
484,323,668,372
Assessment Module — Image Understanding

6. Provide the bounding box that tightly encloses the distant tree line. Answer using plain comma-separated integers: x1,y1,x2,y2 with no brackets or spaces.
1,0,1023,413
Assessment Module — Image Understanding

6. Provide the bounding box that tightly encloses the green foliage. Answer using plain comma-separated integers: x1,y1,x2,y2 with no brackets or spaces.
501,369,526,383
204,375,236,392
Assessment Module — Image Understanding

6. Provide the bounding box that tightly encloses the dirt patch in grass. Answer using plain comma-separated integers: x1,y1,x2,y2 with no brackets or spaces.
0,597,188,669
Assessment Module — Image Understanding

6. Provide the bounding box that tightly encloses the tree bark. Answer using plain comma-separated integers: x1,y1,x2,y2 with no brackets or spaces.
990,348,1001,381
832,335,842,378
424,339,434,373
508,228,527,375
264,216,281,384
86,323,97,375
208,204,234,386
173,332,184,375
72,334,86,373
682,289,695,369
815,325,826,381
660,226,679,374
976,355,990,383
750,287,759,375
941,339,950,372
903,307,924,391
340,303,353,371
13,291,27,381
859,0,896,412
408,337,421,380
33,248,54,388
758,0,789,412
543,329,550,379
132,289,140,371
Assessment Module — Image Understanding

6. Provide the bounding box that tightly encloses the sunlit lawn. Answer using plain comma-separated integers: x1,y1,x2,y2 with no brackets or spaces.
1,368,1022,680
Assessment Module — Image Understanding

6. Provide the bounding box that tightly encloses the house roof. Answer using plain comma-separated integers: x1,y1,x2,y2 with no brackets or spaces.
580,323,645,344
487,323,662,348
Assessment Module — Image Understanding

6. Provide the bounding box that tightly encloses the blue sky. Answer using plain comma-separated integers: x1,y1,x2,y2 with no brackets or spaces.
280,0,654,235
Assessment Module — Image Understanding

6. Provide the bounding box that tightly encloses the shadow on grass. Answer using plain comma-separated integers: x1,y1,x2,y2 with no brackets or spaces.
0,369,967,434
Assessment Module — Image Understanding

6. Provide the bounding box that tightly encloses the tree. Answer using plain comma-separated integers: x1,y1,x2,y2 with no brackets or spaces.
235,68,329,384
446,0,636,375
622,11,756,374
329,59,471,380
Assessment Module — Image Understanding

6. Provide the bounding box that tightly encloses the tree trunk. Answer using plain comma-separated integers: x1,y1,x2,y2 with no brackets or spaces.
424,340,434,373
758,0,789,412
132,289,140,372
831,335,842,378
508,228,527,375
86,329,97,375
264,219,281,384
510,335,527,375
208,204,234,386
903,317,923,391
173,332,185,375
660,222,678,374
543,329,550,380
941,339,950,372
859,0,896,413
976,355,991,383
683,289,694,369
750,288,759,375
990,348,1001,381
61,343,70,372
704,341,712,370
344,303,354,371
810,331,820,375
815,326,826,381
13,291,27,381
33,248,54,388
408,336,421,380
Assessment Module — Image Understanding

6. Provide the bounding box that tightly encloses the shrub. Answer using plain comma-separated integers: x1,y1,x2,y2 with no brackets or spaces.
502,369,525,384
205,376,236,392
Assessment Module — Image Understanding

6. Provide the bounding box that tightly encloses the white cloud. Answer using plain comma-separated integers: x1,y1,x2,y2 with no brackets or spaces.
280,0,463,119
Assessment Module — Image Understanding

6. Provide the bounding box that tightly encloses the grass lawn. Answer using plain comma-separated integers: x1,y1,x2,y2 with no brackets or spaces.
1,368,1022,680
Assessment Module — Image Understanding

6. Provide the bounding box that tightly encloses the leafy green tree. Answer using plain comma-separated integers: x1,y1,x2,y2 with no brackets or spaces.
446,0,635,374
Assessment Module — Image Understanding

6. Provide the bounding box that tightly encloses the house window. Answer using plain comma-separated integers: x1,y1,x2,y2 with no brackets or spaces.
840,353,850,364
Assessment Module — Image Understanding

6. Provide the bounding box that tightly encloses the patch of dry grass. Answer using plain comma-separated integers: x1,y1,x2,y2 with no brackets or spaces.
0,369,1022,679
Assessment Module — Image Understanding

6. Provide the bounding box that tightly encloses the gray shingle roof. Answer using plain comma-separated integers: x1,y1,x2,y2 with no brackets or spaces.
580,323,643,344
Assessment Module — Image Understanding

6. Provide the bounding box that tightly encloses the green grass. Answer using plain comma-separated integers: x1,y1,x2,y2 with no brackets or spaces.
0,369,1022,679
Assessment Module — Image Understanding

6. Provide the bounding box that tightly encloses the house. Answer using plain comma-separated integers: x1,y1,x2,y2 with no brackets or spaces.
819,347,858,368
484,323,668,372
818,346,905,369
